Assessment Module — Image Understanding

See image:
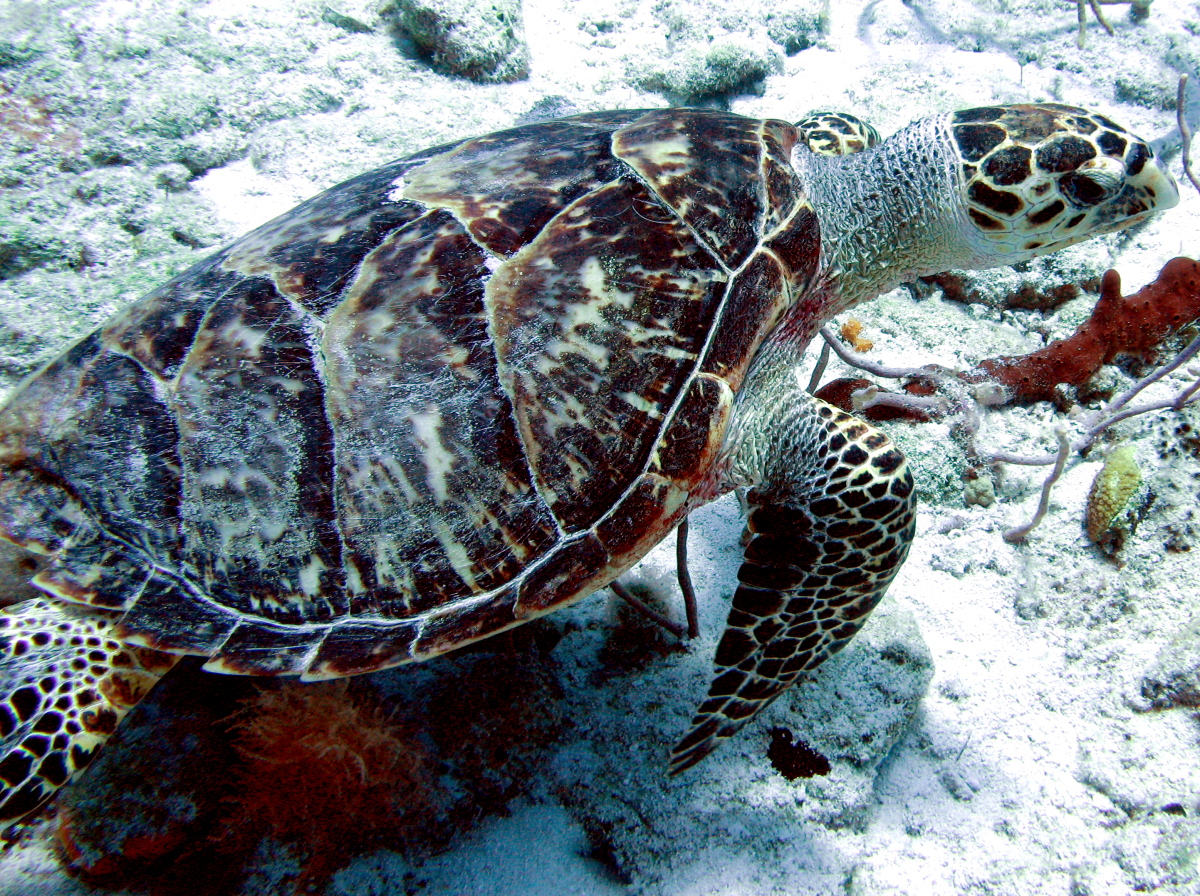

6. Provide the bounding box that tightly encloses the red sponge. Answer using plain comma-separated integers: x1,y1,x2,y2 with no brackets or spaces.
971,257,1200,404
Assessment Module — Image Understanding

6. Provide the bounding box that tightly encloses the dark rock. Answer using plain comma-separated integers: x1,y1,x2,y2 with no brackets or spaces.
767,728,831,780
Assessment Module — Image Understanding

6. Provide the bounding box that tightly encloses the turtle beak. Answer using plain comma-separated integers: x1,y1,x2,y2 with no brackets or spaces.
1153,160,1181,212
1135,143,1180,215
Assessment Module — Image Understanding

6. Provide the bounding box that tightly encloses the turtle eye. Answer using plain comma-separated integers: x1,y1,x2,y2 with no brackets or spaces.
1060,157,1125,207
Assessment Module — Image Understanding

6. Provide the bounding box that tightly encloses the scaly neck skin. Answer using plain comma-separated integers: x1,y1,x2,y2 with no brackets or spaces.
790,115,976,318
723,116,980,490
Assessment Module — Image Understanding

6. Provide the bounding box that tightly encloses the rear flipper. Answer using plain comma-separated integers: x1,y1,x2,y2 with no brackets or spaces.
0,598,178,820
671,393,916,773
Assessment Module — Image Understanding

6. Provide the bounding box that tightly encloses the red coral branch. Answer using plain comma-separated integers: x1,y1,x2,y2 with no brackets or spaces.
968,257,1200,404
813,257,1200,440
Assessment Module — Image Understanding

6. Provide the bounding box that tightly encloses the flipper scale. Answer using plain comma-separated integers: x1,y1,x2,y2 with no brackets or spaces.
0,599,177,820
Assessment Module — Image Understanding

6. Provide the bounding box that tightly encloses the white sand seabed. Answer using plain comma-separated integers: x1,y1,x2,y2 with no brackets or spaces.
0,0,1198,893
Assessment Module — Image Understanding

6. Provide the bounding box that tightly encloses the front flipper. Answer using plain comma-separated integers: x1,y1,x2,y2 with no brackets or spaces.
671,395,915,773
0,598,178,819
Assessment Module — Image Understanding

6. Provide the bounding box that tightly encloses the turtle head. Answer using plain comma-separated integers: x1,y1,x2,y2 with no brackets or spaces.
949,104,1178,265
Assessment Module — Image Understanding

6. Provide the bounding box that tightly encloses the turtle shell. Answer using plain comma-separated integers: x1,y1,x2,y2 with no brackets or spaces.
0,109,820,680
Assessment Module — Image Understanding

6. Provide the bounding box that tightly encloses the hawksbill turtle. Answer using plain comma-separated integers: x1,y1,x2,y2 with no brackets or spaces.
0,102,1177,819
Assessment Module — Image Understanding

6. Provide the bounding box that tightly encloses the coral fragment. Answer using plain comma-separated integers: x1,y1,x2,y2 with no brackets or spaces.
1085,445,1144,549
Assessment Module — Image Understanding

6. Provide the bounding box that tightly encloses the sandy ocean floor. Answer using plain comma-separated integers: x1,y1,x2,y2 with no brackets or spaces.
0,0,1199,893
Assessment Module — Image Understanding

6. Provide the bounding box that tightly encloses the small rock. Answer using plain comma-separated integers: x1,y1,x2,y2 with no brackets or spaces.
765,1,827,55
1109,814,1200,892
1077,728,1194,819
628,0,798,104
387,0,529,83
637,35,782,104
153,163,192,192
0,539,45,607
1077,364,1125,405
938,766,977,801
963,474,996,508
1014,587,1049,621
783,603,933,768
515,95,579,126
1114,71,1179,111
55,661,250,886
321,6,373,34
766,727,831,780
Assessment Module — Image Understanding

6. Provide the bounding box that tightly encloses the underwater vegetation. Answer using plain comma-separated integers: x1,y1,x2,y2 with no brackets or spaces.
819,257,1200,414
220,680,442,893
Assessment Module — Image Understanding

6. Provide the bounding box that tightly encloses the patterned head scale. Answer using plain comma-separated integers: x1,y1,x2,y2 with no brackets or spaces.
797,111,881,157
949,103,1179,262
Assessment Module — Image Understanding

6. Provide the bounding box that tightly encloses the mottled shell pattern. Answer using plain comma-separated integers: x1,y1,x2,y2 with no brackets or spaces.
0,109,820,680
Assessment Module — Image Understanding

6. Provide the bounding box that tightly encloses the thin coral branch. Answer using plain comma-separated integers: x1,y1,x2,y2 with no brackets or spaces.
1178,74,1200,199
675,517,700,640
1175,367,1200,409
850,383,951,416
983,448,1059,466
1104,331,1200,417
807,340,831,394
818,326,981,423
820,258,1195,542
818,326,931,380
1069,332,1200,454
610,580,686,638
1003,429,1071,542
1075,0,1131,45
1087,0,1115,33
975,358,1200,466
822,314,1200,468
1076,379,1200,451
